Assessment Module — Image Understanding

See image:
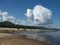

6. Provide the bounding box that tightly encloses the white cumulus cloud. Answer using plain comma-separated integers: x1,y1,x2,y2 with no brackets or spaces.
25,5,52,25
0,11,9,21
25,9,32,18
1,12,9,21
0,11,15,23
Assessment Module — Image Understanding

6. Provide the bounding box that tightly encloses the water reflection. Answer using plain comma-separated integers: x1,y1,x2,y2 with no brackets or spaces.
15,30,60,45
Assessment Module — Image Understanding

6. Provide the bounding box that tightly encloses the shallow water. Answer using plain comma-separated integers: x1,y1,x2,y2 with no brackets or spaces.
48,31,60,45
15,30,60,45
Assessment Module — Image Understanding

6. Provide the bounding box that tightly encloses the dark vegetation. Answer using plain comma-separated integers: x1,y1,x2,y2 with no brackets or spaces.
0,21,60,30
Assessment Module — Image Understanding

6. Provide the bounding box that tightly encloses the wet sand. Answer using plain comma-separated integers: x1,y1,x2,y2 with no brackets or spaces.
0,33,52,45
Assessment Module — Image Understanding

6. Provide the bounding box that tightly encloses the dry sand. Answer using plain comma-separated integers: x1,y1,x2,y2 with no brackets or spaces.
0,33,52,45
0,28,18,31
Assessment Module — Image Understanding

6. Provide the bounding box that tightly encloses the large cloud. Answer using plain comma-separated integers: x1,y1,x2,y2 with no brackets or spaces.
25,5,52,25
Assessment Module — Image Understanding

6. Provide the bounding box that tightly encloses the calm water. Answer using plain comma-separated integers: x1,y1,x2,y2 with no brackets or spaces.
49,31,60,45
15,30,60,45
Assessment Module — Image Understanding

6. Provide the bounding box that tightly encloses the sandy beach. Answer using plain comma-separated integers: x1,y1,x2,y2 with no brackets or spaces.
0,33,52,45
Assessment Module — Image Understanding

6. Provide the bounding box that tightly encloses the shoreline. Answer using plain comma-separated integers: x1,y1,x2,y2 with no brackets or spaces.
0,33,52,45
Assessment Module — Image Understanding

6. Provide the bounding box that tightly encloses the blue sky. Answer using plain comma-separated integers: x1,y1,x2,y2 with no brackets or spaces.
0,0,60,28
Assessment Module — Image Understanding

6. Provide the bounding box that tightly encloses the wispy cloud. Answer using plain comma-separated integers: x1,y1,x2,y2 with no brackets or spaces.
0,10,26,25
25,5,52,25
0,10,16,24
7,16,15,23
15,20,26,25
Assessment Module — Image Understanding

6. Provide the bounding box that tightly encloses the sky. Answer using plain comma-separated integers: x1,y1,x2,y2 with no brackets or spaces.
0,0,60,28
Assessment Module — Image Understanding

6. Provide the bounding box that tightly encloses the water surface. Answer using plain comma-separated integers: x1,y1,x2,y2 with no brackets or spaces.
15,30,60,45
